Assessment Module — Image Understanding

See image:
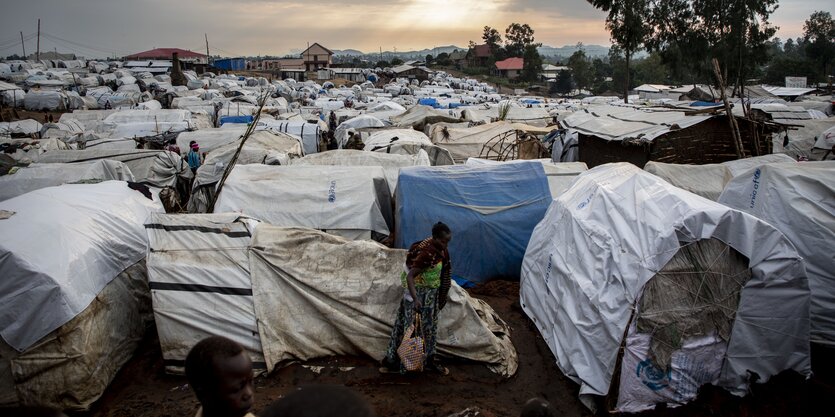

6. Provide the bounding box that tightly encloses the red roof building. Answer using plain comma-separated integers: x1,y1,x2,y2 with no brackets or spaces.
473,44,491,58
125,48,207,63
495,57,525,79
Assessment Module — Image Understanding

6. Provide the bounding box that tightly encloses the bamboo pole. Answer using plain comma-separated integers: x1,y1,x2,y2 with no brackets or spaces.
711,58,745,159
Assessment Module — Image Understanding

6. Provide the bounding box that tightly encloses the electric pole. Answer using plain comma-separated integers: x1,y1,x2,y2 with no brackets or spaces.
205,33,210,65
20,31,25,57
36,19,40,61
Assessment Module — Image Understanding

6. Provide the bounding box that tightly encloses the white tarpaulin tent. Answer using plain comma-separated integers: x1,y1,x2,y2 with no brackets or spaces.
252,119,322,155
143,221,518,377
145,213,267,374
719,162,835,346
249,226,518,377
188,131,304,213
0,119,42,136
35,149,192,188
0,181,162,409
177,127,247,155
214,165,392,240
644,154,797,201
521,163,810,412
291,149,430,194
428,121,554,162
0,160,135,201
391,105,460,130
334,114,387,148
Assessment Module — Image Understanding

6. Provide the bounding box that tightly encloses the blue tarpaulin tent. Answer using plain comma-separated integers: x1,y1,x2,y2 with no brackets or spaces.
219,115,254,126
396,162,552,285
418,97,440,108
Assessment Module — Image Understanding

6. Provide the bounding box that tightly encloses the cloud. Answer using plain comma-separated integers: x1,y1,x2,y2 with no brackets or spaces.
0,0,819,58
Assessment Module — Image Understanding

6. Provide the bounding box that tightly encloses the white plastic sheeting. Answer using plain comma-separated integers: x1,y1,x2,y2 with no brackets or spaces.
249,226,518,377
188,131,304,213
562,105,712,143
0,160,135,201
0,119,42,136
177,127,247,155
253,119,322,155
214,165,392,239
35,149,191,188
0,261,151,410
0,181,163,351
334,114,386,148
391,105,460,129
291,149,430,194
363,128,433,151
428,121,553,162
145,213,267,374
521,163,810,411
719,162,835,346
643,154,797,201
466,158,588,198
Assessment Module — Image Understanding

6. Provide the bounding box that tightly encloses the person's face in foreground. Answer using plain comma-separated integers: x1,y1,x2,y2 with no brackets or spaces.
207,352,254,417
437,233,452,249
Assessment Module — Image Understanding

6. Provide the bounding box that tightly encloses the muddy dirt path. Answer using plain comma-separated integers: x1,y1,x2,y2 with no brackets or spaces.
83,281,831,417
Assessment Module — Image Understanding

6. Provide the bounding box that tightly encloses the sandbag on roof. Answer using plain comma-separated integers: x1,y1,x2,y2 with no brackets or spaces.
396,162,551,284
35,149,191,188
249,226,518,377
719,162,835,347
214,165,392,240
292,149,430,194
429,121,554,162
188,131,304,213
0,181,163,352
0,160,134,201
521,163,809,412
145,213,267,374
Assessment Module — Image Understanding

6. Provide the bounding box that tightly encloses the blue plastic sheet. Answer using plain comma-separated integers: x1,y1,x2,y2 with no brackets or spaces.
219,115,254,126
418,97,440,108
396,162,552,283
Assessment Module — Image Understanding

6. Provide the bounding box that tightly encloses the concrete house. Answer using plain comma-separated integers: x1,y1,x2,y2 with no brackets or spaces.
302,43,333,72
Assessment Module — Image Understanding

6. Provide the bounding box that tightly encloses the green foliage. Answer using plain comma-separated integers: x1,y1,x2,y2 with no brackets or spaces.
425,54,434,65
568,48,593,90
521,44,544,82
391,58,404,66
376,61,390,68
436,52,452,66
554,70,573,95
804,11,835,81
505,23,537,57
632,52,671,86
483,26,503,56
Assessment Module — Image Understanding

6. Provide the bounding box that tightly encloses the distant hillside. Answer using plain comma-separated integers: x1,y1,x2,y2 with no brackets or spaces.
333,44,618,60
334,45,466,59
538,44,610,58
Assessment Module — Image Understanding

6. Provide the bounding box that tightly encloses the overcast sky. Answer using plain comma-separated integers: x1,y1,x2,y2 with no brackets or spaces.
0,0,826,58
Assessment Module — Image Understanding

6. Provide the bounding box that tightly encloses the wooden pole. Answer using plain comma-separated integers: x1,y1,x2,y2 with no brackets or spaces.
36,19,40,61
20,31,26,57
205,33,210,66
711,58,745,159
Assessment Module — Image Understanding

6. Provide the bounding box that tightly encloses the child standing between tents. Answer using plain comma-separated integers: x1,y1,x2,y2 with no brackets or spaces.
187,141,203,174
185,336,255,417
380,222,453,375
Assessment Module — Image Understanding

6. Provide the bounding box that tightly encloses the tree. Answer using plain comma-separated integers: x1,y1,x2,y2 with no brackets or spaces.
391,57,404,66
588,0,651,103
647,0,778,94
554,70,573,95
567,48,593,91
505,23,536,57
376,60,390,68
632,52,671,85
521,44,544,83
482,26,503,55
803,11,835,84
425,54,434,65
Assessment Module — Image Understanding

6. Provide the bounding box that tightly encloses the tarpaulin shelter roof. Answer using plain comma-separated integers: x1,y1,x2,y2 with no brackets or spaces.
561,105,712,143
0,181,163,351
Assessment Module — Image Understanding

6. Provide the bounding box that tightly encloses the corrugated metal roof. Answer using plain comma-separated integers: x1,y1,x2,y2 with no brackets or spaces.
495,57,524,71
